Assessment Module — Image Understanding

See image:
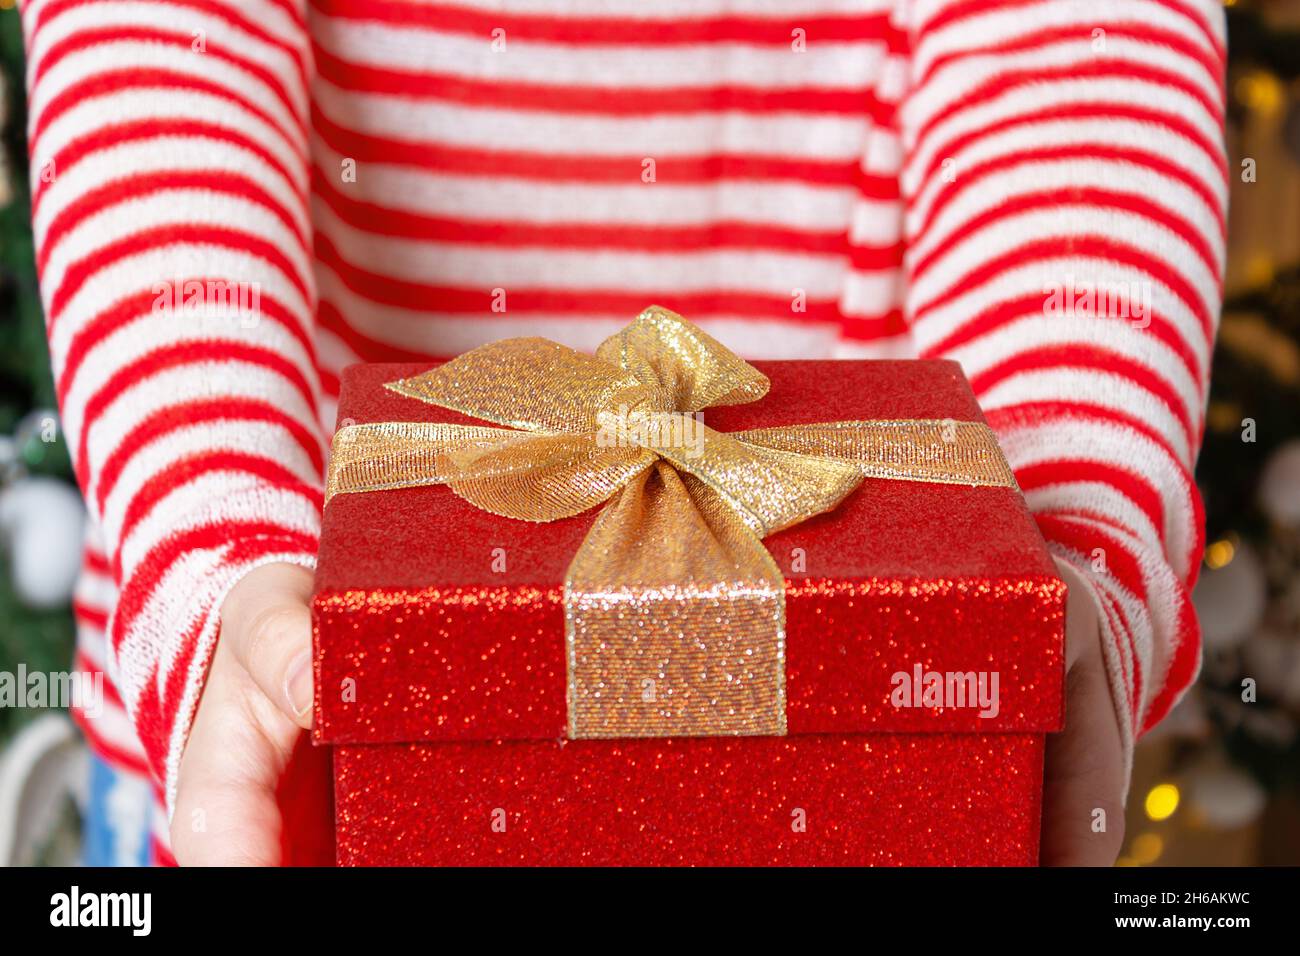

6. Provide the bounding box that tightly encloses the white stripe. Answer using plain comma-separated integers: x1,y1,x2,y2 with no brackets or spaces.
312,79,873,160
908,207,1220,338
314,16,897,89
31,89,305,193
97,414,322,547
912,0,1223,79
28,1,307,107
29,41,303,146
312,202,849,298
908,150,1225,272
902,77,1223,184
312,266,843,360
936,312,1202,433
309,140,860,229
994,417,1197,578
905,118,1226,234
59,309,316,450
48,245,313,368
41,190,312,309
909,257,1212,377
34,135,308,245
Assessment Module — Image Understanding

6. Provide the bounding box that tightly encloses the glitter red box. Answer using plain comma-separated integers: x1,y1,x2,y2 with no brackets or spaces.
312,358,1066,865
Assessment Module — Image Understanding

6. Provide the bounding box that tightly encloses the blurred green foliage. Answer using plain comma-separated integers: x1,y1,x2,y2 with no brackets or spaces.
0,8,76,742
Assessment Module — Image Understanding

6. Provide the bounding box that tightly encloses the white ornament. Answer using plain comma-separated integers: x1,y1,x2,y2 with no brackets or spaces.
0,477,86,609
1192,541,1266,650
1258,440,1300,525
1185,760,1267,830
1243,631,1300,708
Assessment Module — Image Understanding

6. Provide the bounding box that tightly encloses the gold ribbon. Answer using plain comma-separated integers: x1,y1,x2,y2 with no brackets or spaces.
326,306,1015,739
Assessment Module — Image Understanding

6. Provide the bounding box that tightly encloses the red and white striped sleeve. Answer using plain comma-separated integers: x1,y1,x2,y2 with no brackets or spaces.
898,0,1226,762
18,0,324,810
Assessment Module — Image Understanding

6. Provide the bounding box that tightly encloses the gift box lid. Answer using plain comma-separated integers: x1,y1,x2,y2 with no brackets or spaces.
313,359,1066,745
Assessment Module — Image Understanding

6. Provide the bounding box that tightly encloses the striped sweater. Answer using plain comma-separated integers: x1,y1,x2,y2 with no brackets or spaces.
19,0,1226,843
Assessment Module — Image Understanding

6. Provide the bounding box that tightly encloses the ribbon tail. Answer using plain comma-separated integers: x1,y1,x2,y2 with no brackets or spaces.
565,460,787,738
734,420,1018,488
325,421,523,503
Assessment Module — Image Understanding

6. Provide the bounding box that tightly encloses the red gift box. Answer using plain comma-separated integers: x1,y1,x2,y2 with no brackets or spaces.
312,358,1066,865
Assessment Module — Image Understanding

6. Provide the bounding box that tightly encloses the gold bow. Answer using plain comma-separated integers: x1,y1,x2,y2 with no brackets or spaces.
325,306,1015,739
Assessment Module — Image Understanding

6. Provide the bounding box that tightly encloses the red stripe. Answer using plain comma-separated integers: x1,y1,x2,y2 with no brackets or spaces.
58,284,317,410
116,451,322,576
138,531,319,766
47,224,311,337
71,706,151,777
309,101,862,187
94,398,324,512
311,165,849,255
112,522,318,646
72,650,126,708
317,298,436,364
912,183,1222,289
311,0,904,48
970,343,1196,456
267,0,306,30
911,234,1215,345
31,25,305,140
83,545,111,576
918,291,1205,396
1141,579,1200,733
39,170,309,276
76,340,320,491
924,23,1222,93
839,308,907,341
1037,514,1147,627
912,60,1222,163
848,241,904,271
916,21,1224,97
312,41,894,122
317,364,341,400
31,67,299,161
313,230,845,324
912,141,1226,249
72,598,109,632
917,0,1223,63
1089,578,1141,727
914,103,1228,201
32,0,310,89
32,118,303,220
1018,459,1165,542
986,400,1203,578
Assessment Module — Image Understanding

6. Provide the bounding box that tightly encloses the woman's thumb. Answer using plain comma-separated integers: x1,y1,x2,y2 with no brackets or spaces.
221,563,316,729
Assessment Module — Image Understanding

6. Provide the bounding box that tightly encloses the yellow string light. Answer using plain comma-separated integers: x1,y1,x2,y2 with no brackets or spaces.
1145,783,1181,821
1235,70,1284,117
1131,832,1165,865
1205,537,1236,570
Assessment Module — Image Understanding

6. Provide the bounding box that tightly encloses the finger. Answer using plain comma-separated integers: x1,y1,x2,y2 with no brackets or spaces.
222,562,316,729
171,637,300,865
1040,653,1128,866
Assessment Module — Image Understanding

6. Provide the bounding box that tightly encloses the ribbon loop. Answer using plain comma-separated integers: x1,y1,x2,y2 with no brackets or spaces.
595,305,770,411
387,336,668,434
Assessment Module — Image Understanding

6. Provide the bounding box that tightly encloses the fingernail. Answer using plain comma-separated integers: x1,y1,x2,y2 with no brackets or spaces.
285,649,313,721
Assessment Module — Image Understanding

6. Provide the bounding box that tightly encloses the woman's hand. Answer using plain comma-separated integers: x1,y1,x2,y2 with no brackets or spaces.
171,562,315,866
1040,562,1129,865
